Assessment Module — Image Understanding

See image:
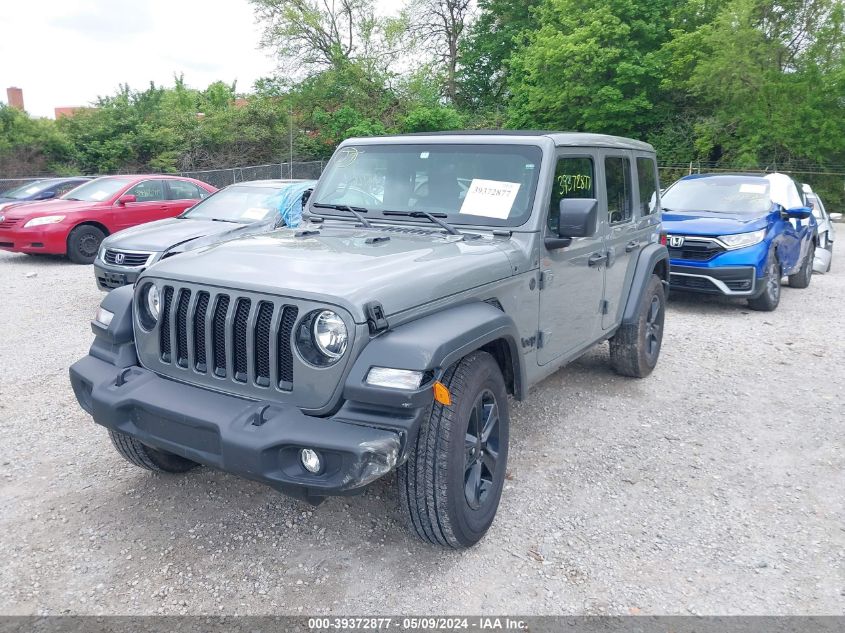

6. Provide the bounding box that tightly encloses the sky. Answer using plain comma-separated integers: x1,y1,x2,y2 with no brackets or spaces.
0,0,278,118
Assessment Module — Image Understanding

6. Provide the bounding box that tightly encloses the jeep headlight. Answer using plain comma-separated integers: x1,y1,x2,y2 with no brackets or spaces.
313,310,347,358
138,282,160,330
719,229,766,250
297,309,348,366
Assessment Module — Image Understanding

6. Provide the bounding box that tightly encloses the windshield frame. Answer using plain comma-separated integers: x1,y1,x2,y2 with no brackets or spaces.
308,140,547,229
661,175,777,215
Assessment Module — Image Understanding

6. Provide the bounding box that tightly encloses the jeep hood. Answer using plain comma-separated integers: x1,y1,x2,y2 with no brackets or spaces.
662,209,770,236
105,217,249,252
146,226,516,321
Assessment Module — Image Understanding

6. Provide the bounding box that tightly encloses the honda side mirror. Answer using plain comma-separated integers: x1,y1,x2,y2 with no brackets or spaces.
117,194,137,206
785,206,812,220
546,198,598,250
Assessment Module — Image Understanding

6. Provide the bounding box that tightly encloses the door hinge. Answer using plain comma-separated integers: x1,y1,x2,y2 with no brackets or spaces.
600,299,610,315
537,330,550,349
539,270,553,290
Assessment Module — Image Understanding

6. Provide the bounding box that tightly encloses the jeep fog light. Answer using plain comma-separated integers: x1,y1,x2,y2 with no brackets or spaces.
94,307,114,328
366,367,425,390
300,448,322,474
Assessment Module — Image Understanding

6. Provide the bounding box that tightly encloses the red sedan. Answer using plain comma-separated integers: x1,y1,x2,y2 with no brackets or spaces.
0,175,216,263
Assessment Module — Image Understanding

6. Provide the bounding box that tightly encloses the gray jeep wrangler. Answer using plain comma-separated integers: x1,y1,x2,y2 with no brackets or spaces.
70,132,668,548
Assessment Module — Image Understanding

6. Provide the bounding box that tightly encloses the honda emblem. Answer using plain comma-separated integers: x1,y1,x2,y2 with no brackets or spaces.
114,252,125,265
668,235,684,248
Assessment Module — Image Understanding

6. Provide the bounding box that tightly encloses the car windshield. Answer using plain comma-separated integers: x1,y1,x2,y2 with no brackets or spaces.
312,143,543,227
62,177,132,202
2,180,55,199
662,176,774,215
184,185,291,223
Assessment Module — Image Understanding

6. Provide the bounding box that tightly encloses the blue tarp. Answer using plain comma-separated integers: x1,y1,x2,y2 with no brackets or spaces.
269,180,317,228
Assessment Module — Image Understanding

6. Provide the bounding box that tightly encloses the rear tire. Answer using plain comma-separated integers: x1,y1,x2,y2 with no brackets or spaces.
67,224,105,264
398,351,509,549
748,249,781,312
788,243,814,288
108,430,198,473
609,274,665,378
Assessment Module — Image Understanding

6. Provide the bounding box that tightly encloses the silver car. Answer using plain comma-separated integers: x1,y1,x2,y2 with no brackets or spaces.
803,184,837,273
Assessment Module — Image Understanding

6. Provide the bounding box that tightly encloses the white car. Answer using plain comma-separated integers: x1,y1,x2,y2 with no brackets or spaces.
803,184,838,273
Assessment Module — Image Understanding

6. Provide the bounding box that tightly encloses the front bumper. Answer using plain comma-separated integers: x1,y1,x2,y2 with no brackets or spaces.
0,223,68,254
94,260,144,290
669,264,761,296
69,354,403,501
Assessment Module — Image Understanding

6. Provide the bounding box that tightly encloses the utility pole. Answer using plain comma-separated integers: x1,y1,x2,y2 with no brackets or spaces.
289,105,294,179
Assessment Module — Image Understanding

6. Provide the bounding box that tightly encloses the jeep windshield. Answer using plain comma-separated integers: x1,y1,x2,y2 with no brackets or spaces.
662,176,774,215
311,144,542,227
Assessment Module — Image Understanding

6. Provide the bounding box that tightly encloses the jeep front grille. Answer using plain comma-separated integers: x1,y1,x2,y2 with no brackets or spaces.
153,284,300,392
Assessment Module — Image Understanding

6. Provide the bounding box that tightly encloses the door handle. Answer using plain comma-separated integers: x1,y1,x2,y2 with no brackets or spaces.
625,240,641,253
588,252,607,267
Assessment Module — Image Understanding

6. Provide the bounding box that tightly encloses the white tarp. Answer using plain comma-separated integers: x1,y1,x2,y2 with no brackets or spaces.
764,173,803,210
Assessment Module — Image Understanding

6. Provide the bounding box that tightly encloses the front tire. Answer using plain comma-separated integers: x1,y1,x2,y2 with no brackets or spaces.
748,249,781,311
398,351,509,549
108,430,198,473
67,224,106,264
788,243,814,288
609,273,665,378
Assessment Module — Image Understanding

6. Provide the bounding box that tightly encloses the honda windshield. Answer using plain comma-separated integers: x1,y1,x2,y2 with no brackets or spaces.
312,143,543,227
662,176,774,215
185,185,294,223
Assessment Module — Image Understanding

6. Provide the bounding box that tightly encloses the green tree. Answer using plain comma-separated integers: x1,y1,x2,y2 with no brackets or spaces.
506,0,679,135
457,0,540,112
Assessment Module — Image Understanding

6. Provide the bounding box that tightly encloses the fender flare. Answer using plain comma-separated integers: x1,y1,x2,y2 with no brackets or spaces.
88,284,138,367
343,302,526,405
622,243,669,325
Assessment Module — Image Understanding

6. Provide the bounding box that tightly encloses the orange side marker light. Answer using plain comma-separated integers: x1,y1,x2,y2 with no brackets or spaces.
433,381,452,406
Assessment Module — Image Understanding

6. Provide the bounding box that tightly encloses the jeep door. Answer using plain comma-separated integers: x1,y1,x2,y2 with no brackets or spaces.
538,151,605,365
598,153,641,329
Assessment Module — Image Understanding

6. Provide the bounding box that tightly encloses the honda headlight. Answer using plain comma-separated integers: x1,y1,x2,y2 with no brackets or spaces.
719,229,766,250
23,215,65,228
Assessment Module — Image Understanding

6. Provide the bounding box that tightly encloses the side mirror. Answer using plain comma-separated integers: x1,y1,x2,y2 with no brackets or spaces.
830,212,843,221
546,198,598,250
117,194,137,206
785,206,812,220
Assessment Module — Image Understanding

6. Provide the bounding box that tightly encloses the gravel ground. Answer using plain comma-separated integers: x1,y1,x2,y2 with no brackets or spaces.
0,245,843,616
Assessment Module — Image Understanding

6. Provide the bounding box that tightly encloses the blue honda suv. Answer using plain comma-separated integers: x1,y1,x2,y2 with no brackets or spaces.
661,173,816,311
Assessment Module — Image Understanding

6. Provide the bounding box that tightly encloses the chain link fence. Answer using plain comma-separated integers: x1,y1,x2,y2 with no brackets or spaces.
180,161,327,189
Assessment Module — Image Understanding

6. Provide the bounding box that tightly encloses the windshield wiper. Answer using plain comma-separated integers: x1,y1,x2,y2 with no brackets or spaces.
383,210,460,235
311,202,372,227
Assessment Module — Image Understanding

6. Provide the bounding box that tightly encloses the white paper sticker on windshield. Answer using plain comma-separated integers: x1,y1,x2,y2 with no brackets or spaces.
90,191,109,201
739,184,766,194
24,186,39,194
459,179,521,219
242,207,270,221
